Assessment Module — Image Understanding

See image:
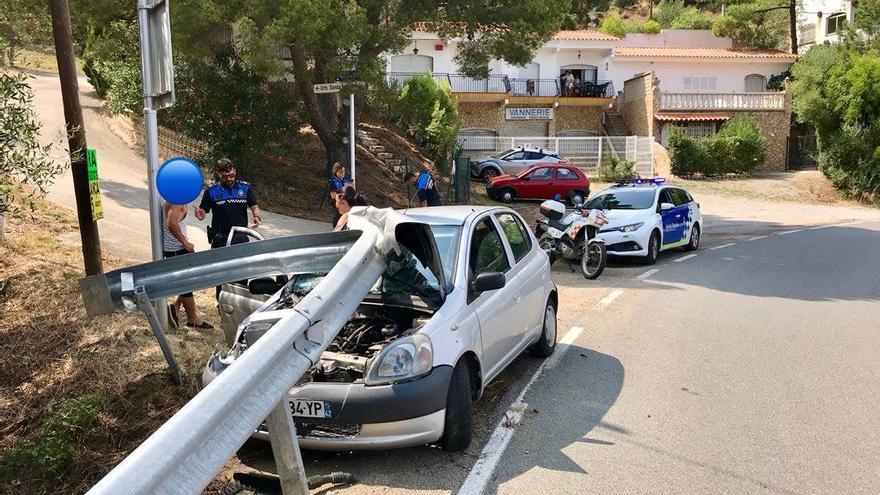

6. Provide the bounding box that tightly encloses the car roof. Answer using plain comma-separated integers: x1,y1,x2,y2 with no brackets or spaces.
403,205,499,226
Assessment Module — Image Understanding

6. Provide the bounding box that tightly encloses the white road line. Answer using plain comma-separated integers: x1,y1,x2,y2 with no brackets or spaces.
635,269,658,281
777,229,803,235
673,254,697,263
746,235,768,241
458,325,586,495
599,288,625,306
709,242,736,251
840,221,863,226
808,224,833,230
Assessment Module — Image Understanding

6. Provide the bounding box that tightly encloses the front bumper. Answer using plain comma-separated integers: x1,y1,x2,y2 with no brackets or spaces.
598,228,649,257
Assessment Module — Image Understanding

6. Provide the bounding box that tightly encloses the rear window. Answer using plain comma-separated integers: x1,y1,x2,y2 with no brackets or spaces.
585,189,656,210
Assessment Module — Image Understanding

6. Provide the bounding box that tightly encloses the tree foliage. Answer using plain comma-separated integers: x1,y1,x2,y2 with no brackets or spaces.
0,72,64,215
395,73,460,166
669,116,766,176
711,0,787,49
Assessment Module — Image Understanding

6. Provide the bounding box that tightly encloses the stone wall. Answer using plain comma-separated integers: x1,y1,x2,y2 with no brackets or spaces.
555,106,604,134
458,101,605,136
724,95,791,172
619,73,655,137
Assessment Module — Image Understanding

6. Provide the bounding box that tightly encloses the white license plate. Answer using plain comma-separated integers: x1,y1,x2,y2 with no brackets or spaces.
288,399,332,419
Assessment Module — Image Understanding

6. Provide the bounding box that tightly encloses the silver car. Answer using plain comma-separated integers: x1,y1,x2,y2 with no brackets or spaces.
470,148,567,182
203,206,558,451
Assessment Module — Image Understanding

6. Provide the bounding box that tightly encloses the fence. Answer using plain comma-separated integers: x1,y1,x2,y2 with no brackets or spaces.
659,92,786,111
458,135,655,177
386,72,615,98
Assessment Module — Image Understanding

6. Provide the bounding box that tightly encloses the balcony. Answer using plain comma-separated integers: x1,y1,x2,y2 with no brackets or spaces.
386,72,615,99
660,92,786,111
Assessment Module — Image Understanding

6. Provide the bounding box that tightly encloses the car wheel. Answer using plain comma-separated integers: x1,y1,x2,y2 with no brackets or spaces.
480,168,499,183
500,188,516,203
220,482,257,495
684,223,701,251
643,230,660,265
569,191,585,206
529,302,557,358
439,360,474,452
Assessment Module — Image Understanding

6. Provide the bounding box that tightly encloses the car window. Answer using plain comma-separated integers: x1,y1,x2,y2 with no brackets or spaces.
496,213,532,263
584,189,655,210
525,151,544,160
556,168,578,180
505,151,525,160
529,167,552,180
671,188,690,206
658,189,675,206
469,217,511,276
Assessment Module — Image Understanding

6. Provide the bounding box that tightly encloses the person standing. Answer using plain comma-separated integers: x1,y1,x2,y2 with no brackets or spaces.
403,171,442,207
194,158,261,249
565,71,575,97
162,201,214,330
328,162,354,227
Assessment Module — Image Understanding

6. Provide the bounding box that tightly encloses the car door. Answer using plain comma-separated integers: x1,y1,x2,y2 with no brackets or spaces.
517,166,553,199
495,212,545,347
465,214,519,381
501,150,527,175
554,166,580,199
658,188,687,247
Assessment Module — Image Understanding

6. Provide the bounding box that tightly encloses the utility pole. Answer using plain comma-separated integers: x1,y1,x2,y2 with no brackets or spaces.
789,0,799,55
49,0,103,275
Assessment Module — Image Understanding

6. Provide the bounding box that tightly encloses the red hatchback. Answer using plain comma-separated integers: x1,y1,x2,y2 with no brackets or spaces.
486,164,590,205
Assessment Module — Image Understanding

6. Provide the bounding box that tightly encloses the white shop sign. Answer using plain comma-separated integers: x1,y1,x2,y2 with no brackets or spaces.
505,107,554,120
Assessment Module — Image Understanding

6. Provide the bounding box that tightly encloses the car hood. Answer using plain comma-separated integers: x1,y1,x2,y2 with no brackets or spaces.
488,174,517,186
598,209,653,228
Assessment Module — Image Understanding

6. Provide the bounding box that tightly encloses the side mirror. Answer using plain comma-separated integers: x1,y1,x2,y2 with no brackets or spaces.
660,202,675,211
248,277,283,295
470,272,506,294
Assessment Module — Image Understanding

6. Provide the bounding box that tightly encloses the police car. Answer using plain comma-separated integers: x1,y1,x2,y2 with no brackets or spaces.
584,178,702,264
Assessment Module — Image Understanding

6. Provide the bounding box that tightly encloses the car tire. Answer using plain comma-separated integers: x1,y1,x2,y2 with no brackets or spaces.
220,482,257,495
439,360,474,452
529,302,557,358
499,188,516,203
480,168,499,183
569,190,586,206
684,223,701,251
643,230,660,265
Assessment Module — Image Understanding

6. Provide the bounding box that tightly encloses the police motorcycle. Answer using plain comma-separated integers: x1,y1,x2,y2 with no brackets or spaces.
534,193,609,279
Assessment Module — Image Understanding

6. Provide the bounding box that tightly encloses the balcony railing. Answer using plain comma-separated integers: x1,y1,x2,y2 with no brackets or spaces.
386,72,615,98
660,92,786,111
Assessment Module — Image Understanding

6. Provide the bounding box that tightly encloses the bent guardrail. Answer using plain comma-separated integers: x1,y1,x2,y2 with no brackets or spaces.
82,213,396,495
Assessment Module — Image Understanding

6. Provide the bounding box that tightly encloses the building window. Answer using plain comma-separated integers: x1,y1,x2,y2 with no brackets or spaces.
826,13,847,35
744,74,767,92
660,122,719,146
683,76,717,92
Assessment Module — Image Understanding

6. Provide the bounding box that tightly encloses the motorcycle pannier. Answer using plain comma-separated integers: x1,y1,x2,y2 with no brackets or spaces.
539,200,566,221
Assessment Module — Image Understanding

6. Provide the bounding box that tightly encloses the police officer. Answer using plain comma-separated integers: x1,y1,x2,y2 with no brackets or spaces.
403,171,442,207
194,158,262,248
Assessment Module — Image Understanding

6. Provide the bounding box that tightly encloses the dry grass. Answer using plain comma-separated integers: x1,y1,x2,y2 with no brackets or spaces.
11,47,84,75
0,196,225,494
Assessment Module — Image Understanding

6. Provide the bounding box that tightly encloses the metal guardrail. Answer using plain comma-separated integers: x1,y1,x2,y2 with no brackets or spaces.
83,213,398,495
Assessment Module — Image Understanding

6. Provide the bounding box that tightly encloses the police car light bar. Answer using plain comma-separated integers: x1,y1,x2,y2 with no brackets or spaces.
615,177,666,186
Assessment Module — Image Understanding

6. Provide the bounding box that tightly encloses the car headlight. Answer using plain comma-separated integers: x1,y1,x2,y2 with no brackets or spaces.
365,334,433,386
617,222,644,233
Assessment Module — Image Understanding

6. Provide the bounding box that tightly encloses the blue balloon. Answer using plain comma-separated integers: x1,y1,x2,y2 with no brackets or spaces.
157,157,204,204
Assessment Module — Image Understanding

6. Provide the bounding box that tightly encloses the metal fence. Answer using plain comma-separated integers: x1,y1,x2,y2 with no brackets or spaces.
458,135,655,177
386,72,615,98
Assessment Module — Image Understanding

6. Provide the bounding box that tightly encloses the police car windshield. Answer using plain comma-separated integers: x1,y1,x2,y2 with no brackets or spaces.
585,189,655,210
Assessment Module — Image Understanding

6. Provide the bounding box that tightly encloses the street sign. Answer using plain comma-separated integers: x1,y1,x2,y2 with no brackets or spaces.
313,82,342,94
138,0,174,109
86,148,103,221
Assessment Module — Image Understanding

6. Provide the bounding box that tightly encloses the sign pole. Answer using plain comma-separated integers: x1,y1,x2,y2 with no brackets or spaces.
349,92,356,182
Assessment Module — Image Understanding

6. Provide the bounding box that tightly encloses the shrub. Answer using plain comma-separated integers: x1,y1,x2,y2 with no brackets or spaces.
596,157,639,182
655,0,686,28
599,13,627,38
671,9,714,30
668,128,708,177
395,73,460,169
668,116,767,177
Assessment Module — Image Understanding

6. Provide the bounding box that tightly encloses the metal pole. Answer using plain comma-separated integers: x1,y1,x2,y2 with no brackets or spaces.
49,0,103,276
138,6,168,330
349,92,356,182
266,401,310,495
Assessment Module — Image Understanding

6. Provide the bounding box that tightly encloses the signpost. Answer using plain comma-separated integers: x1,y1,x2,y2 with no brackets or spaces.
315,81,358,182
137,0,175,330
86,148,103,221
313,82,342,94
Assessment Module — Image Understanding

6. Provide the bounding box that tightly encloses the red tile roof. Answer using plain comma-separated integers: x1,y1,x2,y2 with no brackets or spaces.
613,47,797,59
656,113,731,122
552,30,619,41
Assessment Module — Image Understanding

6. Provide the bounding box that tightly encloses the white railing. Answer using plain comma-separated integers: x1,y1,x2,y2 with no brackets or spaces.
458,135,655,177
660,92,786,111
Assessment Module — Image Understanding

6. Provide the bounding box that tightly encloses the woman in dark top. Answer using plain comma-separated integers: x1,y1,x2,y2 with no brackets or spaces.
333,186,368,231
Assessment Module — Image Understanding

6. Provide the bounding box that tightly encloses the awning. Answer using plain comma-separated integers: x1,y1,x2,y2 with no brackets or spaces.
655,113,731,122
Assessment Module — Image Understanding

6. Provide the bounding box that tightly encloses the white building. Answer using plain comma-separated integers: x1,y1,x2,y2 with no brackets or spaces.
798,0,858,49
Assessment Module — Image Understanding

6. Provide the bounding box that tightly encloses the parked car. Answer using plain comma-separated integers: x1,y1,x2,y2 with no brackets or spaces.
203,206,558,452
588,178,702,264
486,164,590,205
470,147,567,182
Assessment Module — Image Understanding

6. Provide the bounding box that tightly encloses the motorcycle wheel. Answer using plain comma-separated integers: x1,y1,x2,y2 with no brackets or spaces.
581,242,607,280
538,233,557,266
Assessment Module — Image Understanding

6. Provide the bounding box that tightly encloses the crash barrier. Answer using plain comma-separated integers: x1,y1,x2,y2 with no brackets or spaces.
80,214,393,494
458,135,655,177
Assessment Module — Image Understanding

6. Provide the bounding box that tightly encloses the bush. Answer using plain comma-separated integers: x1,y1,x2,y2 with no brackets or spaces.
599,13,627,38
655,0,686,28
671,9,714,30
395,73,460,168
596,157,639,182
81,20,142,115
668,116,766,177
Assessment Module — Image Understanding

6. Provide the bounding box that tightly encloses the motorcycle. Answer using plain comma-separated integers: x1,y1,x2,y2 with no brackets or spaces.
534,196,609,279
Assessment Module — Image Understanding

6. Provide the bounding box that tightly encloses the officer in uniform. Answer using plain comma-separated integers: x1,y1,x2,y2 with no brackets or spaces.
195,158,262,248
404,171,442,207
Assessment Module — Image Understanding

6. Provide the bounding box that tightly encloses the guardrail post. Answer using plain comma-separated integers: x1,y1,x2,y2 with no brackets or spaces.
266,400,310,495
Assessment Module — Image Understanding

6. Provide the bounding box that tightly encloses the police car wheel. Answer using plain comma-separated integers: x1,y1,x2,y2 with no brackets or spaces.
684,223,701,251
644,230,660,265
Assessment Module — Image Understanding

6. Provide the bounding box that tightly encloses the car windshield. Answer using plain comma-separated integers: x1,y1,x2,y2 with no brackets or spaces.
585,189,656,210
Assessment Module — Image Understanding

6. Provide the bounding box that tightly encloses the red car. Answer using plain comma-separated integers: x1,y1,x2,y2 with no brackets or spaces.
486,163,590,204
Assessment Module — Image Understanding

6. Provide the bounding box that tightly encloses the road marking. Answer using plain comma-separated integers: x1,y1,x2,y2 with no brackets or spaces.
840,221,863,226
746,235,768,241
808,224,833,230
599,288,625,306
777,229,803,235
635,269,658,281
709,242,736,251
458,325,586,495
673,254,697,263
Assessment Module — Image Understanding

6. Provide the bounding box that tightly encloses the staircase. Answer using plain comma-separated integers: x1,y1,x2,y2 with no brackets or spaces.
358,129,403,172
603,109,631,136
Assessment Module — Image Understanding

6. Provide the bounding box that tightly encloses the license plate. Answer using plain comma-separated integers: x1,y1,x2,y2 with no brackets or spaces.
288,399,332,419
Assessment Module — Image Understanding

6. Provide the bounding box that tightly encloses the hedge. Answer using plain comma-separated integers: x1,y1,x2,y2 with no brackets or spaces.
669,115,767,177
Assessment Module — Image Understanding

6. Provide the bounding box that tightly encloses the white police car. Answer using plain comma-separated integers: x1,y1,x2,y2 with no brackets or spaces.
584,178,702,264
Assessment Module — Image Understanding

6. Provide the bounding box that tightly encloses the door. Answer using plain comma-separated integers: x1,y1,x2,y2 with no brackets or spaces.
495,212,545,346
506,119,550,140
467,215,517,379
658,188,687,247
554,167,581,199
517,166,554,199
500,150,528,175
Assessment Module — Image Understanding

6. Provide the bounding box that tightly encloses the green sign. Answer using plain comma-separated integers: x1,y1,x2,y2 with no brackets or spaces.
86,148,103,221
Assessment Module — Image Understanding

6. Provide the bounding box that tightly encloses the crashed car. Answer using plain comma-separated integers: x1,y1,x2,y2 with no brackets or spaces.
203,206,558,451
